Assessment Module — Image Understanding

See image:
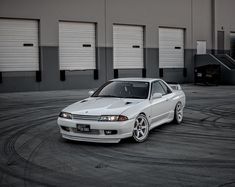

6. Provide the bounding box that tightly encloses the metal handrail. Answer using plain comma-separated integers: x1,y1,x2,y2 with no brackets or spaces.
208,54,231,70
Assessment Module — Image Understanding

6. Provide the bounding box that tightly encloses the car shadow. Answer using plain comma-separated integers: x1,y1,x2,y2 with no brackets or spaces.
58,122,179,147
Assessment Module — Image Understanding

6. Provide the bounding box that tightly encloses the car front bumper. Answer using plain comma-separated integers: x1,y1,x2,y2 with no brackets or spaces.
57,117,135,143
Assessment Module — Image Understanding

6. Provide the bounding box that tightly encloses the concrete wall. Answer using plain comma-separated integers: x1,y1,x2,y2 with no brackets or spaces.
192,0,213,50
0,0,233,92
0,0,106,46
214,0,235,51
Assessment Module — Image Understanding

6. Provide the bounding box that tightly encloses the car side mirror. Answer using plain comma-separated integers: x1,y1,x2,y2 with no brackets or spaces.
151,93,162,100
88,90,95,96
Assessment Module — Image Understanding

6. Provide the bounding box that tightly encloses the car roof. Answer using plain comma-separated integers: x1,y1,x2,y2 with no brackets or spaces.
111,77,162,83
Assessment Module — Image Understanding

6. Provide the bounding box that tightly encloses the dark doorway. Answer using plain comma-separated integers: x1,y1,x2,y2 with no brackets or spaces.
217,31,224,54
230,32,235,59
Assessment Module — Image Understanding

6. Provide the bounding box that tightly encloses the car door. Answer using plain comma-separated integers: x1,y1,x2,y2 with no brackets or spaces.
149,81,173,127
158,80,175,112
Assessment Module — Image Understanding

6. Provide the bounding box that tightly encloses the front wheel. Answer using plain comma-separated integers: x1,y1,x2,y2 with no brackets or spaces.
173,102,184,124
132,114,149,143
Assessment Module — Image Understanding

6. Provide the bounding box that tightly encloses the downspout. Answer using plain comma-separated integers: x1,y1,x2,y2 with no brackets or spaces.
211,0,216,54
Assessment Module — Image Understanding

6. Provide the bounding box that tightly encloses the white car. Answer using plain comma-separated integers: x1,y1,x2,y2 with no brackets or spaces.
57,78,186,143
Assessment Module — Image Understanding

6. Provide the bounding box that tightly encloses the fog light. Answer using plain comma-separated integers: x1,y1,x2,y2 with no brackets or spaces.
61,126,70,132
104,130,117,135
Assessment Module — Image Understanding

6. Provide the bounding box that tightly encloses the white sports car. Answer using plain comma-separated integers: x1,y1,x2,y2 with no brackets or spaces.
57,78,186,143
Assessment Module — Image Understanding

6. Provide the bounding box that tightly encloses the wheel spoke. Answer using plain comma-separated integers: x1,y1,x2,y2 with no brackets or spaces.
177,104,183,121
136,130,140,138
133,115,149,141
135,119,140,126
139,130,144,136
178,105,181,111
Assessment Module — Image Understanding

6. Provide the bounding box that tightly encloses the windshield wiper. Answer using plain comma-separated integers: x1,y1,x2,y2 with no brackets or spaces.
129,96,144,99
98,95,144,99
121,96,144,99
98,95,120,98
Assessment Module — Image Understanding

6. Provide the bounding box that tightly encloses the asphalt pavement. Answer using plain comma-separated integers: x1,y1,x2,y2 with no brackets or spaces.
0,85,235,187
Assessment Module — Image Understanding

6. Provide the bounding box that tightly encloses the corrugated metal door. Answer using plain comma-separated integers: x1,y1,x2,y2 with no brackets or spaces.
159,28,184,68
0,19,39,71
59,22,96,70
113,25,144,69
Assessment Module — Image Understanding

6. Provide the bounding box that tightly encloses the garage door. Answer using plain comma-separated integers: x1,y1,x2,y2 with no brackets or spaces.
159,28,184,68
0,19,39,71
113,25,144,69
59,22,96,70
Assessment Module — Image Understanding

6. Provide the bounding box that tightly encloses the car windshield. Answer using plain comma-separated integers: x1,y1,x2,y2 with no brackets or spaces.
92,81,149,99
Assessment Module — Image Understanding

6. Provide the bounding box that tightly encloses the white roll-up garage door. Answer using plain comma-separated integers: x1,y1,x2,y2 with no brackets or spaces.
113,25,144,69
0,19,39,71
159,28,184,68
59,22,96,70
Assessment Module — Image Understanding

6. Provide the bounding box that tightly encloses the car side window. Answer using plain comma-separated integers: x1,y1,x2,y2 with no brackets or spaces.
151,81,167,96
159,81,172,94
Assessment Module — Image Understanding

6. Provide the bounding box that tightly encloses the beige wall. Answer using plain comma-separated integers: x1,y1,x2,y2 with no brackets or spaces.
215,0,235,50
106,0,192,48
192,0,213,49
0,0,106,46
0,0,234,50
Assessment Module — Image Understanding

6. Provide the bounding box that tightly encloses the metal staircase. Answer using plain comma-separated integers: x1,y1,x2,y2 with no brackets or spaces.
212,54,235,70
195,53,235,85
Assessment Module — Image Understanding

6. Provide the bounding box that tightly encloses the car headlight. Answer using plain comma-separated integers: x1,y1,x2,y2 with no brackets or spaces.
99,115,128,121
59,112,72,119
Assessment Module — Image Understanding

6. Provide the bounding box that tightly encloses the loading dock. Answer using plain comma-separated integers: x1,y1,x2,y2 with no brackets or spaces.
59,22,96,70
113,25,144,69
159,28,184,68
0,19,39,72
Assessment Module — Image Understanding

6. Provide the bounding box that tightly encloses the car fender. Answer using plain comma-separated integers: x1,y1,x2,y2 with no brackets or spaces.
121,100,151,122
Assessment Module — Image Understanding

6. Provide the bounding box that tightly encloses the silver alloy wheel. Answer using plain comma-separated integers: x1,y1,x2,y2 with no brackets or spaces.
133,114,149,142
175,102,183,124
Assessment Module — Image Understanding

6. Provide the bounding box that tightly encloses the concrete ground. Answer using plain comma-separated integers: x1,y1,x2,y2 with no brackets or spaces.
0,85,235,187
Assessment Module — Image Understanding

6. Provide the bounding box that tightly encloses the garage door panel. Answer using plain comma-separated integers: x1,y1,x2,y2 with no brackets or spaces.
0,36,38,43
0,61,39,71
59,22,96,70
59,43,95,48
61,54,96,58
114,57,143,62
0,41,37,47
60,60,95,65
113,25,144,69
59,35,95,41
60,39,95,44
60,47,94,52
159,28,184,68
114,48,143,52
0,19,39,72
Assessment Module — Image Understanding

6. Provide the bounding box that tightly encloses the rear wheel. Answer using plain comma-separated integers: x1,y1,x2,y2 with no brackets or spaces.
174,102,183,124
132,114,149,143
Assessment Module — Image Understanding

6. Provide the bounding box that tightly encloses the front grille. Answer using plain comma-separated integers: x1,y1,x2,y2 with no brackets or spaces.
72,114,100,121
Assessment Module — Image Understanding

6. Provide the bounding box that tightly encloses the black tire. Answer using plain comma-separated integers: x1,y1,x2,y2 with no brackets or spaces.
132,114,149,143
173,102,183,124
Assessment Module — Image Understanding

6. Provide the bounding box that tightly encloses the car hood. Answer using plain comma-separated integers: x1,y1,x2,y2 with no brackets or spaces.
63,97,144,116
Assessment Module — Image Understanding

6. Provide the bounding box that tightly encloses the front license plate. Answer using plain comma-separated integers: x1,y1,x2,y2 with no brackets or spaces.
77,124,90,132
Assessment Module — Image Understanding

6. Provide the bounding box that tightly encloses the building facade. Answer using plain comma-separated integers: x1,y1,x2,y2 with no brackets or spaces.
0,0,235,92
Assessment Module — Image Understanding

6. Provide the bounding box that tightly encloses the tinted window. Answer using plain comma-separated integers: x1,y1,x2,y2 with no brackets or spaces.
93,81,149,99
151,81,167,96
159,81,172,94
